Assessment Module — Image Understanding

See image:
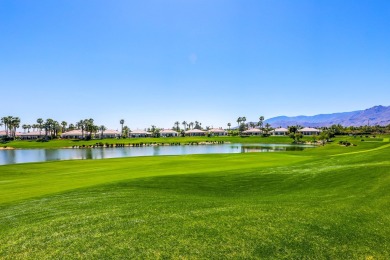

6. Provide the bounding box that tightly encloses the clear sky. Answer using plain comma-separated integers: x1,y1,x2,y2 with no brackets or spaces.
1,0,390,130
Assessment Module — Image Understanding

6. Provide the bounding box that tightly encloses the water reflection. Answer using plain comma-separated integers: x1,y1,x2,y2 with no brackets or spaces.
0,143,315,165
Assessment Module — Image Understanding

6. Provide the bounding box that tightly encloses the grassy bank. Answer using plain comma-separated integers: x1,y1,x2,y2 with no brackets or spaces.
0,140,389,258
0,134,385,149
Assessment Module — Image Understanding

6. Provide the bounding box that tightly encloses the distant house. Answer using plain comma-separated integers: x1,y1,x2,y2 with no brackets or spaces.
99,129,121,139
20,131,45,140
298,127,321,136
209,128,227,136
160,129,179,137
242,128,262,136
129,129,152,138
0,131,7,137
271,127,289,136
185,129,206,136
61,130,85,139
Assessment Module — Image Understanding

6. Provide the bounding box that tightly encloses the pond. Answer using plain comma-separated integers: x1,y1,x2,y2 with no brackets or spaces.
0,143,315,165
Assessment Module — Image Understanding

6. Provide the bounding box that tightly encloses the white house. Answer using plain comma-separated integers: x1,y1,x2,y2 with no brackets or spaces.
129,129,152,138
61,129,85,139
160,129,179,137
209,128,228,136
242,128,262,136
185,129,206,136
298,127,322,136
20,131,45,140
98,129,121,139
271,127,289,136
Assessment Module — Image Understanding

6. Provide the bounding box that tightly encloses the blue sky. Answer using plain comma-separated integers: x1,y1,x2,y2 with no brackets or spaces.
1,0,389,130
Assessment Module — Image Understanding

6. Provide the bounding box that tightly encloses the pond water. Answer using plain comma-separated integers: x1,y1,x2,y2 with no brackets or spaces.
0,143,315,165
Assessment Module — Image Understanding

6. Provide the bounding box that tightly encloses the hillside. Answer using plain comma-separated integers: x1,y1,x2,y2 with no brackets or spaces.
265,105,390,127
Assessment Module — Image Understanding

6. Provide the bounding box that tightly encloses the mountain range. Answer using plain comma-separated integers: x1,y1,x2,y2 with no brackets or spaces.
264,105,390,128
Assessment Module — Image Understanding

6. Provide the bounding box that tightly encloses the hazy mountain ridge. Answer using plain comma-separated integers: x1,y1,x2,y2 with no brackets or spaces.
265,105,390,127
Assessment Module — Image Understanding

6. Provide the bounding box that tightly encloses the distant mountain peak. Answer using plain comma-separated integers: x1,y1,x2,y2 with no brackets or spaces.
265,105,390,127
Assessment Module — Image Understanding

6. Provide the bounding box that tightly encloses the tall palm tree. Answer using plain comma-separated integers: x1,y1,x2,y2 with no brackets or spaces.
264,123,272,134
27,125,31,133
11,117,20,138
61,121,67,133
99,125,107,139
174,121,180,131
22,124,27,133
242,117,246,126
2,116,13,137
182,121,187,131
227,123,231,130
236,117,242,127
258,116,264,130
45,119,54,138
76,120,85,139
189,122,194,129
85,119,95,138
120,119,125,137
37,118,43,135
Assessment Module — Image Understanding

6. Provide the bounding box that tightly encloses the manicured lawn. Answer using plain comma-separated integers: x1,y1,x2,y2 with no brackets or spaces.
0,139,389,258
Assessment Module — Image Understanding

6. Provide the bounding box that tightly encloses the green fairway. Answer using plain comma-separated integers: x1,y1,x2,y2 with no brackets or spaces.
0,139,389,258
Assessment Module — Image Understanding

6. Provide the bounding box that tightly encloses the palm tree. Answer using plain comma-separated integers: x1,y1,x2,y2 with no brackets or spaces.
227,123,231,130
68,124,75,131
182,121,187,131
85,119,95,138
236,117,242,127
11,117,20,138
61,121,67,133
264,123,272,134
22,124,27,133
120,119,125,137
44,119,54,138
99,125,107,139
189,122,194,130
174,121,180,131
242,117,246,126
258,116,264,130
1,116,12,137
76,120,85,139
26,125,31,133
37,118,43,135
0,117,6,135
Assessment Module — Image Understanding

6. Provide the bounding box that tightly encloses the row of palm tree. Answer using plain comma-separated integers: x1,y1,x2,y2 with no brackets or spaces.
1,116,21,138
172,121,202,131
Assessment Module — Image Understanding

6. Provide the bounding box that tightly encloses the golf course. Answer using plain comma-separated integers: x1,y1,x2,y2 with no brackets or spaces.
0,136,389,259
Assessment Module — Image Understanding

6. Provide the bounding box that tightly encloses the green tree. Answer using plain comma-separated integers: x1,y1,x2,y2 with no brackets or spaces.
258,116,264,130
174,121,180,131
120,119,125,137
61,121,67,133
37,118,43,135
236,117,242,127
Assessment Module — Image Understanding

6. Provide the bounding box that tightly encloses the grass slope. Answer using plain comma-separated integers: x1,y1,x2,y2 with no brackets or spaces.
1,136,310,149
0,140,389,258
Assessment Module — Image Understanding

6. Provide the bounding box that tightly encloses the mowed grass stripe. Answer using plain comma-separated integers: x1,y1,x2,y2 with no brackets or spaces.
0,153,308,205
